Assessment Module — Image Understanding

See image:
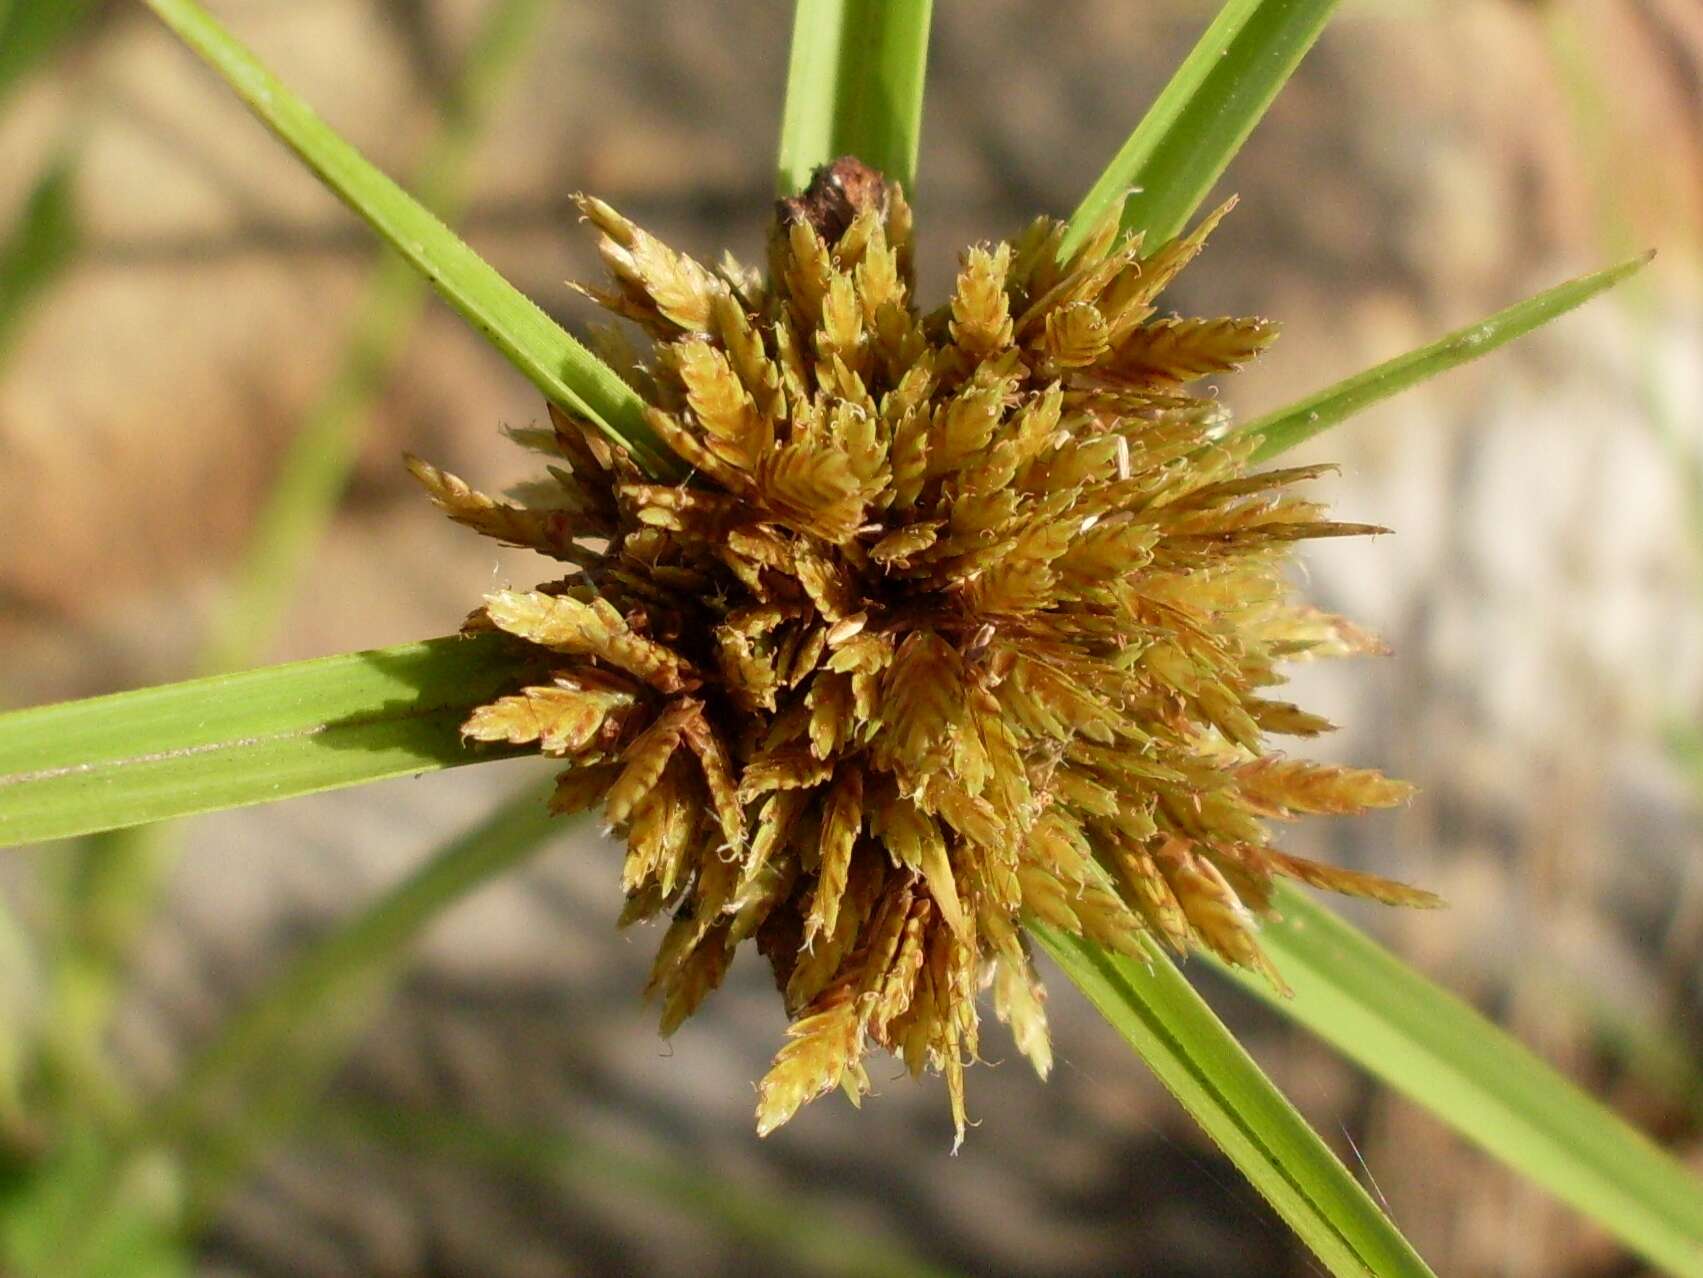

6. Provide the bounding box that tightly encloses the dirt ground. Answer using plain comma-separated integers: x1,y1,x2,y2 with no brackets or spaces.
1,1,1700,1274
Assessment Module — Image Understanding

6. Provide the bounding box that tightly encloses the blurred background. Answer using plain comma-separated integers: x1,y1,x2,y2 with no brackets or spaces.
0,0,1699,1274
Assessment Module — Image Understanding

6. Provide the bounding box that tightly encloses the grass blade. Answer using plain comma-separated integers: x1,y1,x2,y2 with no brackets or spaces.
0,635,533,847
776,0,934,194
0,157,80,363
1033,923,1435,1278
140,0,679,478
1243,253,1654,461
1061,0,1339,257
1211,888,1703,1276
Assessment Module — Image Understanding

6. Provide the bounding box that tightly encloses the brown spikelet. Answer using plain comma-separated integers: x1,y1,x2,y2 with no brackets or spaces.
680,706,744,849
574,194,722,334
868,892,932,1035
427,160,1428,1144
656,921,736,1035
462,682,630,755
482,591,695,694
1131,196,1237,304
1112,316,1280,382
754,992,864,1137
786,851,885,1011
1265,849,1445,909
950,243,1015,357
405,456,604,560
1235,757,1415,816
604,700,697,828
806,766,865,945
806,672,854,759
675,338,769,470
549,763,619,815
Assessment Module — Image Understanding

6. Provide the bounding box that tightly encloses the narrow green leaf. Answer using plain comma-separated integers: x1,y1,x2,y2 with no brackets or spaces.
1244,253,1653,461
1060,0,1338,257
139,0,680,479
0,157,80,362
1211,887,1703,1276
0,635,534,848
776,0,934,194
776,0,849,193
1032,923,1435,1278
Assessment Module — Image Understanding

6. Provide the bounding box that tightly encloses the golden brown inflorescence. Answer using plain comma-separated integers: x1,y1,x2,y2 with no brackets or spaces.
409,158,1438,1144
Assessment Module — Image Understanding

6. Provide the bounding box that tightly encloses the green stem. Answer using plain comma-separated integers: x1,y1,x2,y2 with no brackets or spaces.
1211,887,1703,1276
198,0,549,674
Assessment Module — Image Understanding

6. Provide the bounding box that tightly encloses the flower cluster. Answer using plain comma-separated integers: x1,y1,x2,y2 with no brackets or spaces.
409,159,1435,1143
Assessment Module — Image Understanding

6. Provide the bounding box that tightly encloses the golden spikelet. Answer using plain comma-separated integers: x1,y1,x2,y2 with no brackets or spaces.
1235,756,1415,816
675,338,769,470
405,456,603,562
754,992,864,1136
949,243,1015,357
806,765,865,945
1043,300,1110,369
787,850,885,1010
1111,315,1281,382
421,158,1432,1144
461,681,631,755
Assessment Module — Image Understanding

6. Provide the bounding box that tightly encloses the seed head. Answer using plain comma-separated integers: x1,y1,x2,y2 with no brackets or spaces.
411,159,1438,1145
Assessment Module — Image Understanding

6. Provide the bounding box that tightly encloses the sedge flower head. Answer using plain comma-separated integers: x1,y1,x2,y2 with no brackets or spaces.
409,158,1437,1144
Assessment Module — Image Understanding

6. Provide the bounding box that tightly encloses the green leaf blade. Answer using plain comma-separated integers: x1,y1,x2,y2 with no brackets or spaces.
0,635,530,847
776,0,934,194
1061,0,1339,257
1245,253,1653,460
1033,923,1436,1278
140,0,680,479
1213,888,1703,1275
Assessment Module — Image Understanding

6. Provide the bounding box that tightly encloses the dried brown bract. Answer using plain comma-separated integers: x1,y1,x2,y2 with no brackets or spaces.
412,158,1437,1145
